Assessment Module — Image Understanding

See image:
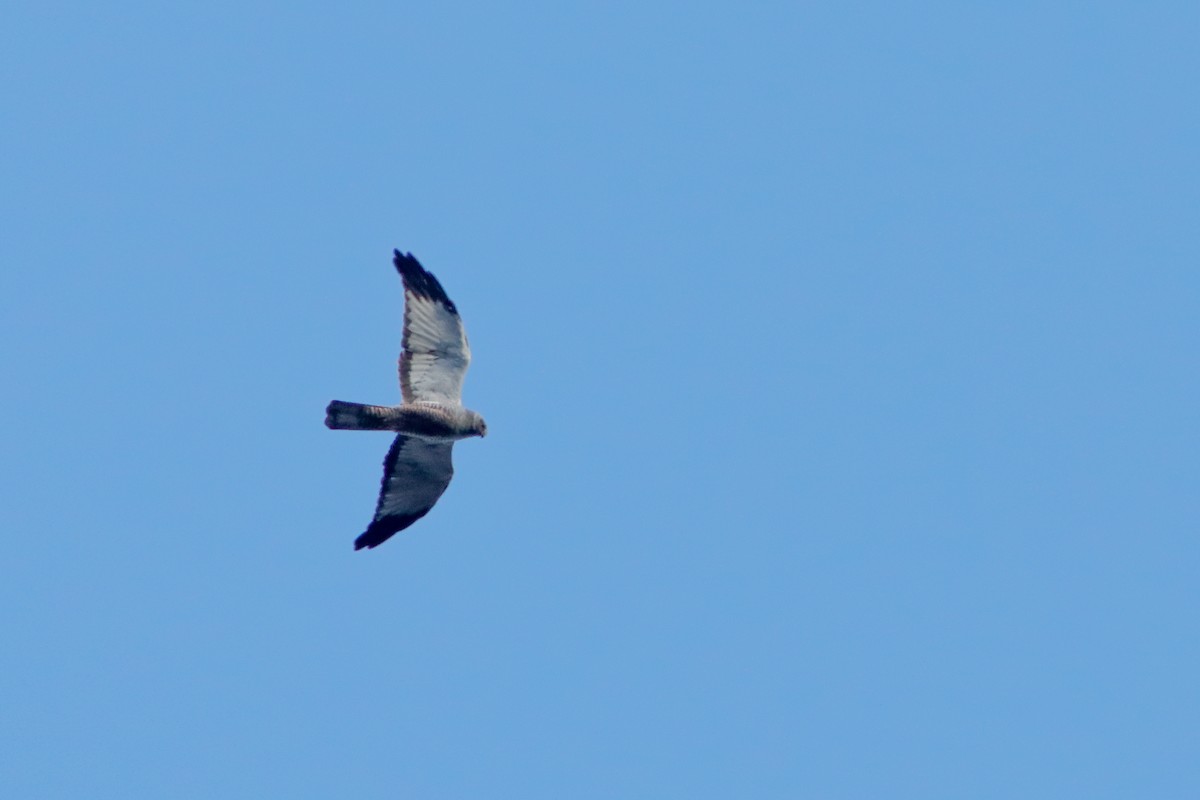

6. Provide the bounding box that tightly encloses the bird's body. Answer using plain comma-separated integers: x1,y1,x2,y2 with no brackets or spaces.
325,250,486,550
325,400,482,440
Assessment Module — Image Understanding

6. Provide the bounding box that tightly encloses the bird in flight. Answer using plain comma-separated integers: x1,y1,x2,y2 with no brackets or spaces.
325,250,487,550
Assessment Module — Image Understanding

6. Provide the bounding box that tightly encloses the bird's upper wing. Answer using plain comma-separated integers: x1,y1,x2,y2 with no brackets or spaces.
393,250,471,405
355,434,454,550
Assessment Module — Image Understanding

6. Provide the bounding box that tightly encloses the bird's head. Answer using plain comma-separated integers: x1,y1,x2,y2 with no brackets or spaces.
470,412,488,438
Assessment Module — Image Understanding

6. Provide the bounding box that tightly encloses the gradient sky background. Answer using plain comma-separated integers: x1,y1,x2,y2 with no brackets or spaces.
2,2,1198,797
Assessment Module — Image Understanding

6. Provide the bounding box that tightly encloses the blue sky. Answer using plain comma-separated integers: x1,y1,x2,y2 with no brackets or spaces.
2,2,1197,797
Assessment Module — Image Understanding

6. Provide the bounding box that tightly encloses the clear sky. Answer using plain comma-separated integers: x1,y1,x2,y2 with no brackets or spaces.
2,2,1197,797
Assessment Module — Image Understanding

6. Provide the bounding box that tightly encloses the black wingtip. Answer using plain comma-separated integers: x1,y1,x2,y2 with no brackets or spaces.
391,249,458,314
353,509,432,551
354,530,383,550
392,249,425,277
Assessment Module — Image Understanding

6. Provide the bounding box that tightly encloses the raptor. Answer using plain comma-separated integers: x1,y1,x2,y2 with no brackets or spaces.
325,250,486,550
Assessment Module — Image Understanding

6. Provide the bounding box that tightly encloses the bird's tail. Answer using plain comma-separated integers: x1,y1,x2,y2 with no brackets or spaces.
325,400,401,430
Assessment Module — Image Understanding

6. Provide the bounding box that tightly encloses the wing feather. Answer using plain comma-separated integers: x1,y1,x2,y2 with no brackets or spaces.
394,250,471,405
355,434,455,550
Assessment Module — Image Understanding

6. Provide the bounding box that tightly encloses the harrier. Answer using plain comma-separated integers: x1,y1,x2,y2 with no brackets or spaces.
325,250,487,550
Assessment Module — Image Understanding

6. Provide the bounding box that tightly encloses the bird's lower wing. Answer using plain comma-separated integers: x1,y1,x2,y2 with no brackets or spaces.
356,435,455,550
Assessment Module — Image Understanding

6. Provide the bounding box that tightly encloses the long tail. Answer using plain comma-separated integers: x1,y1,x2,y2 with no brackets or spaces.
324,400,402,430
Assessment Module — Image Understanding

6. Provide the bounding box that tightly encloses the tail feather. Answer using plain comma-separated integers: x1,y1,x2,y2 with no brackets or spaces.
325,400,399,430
